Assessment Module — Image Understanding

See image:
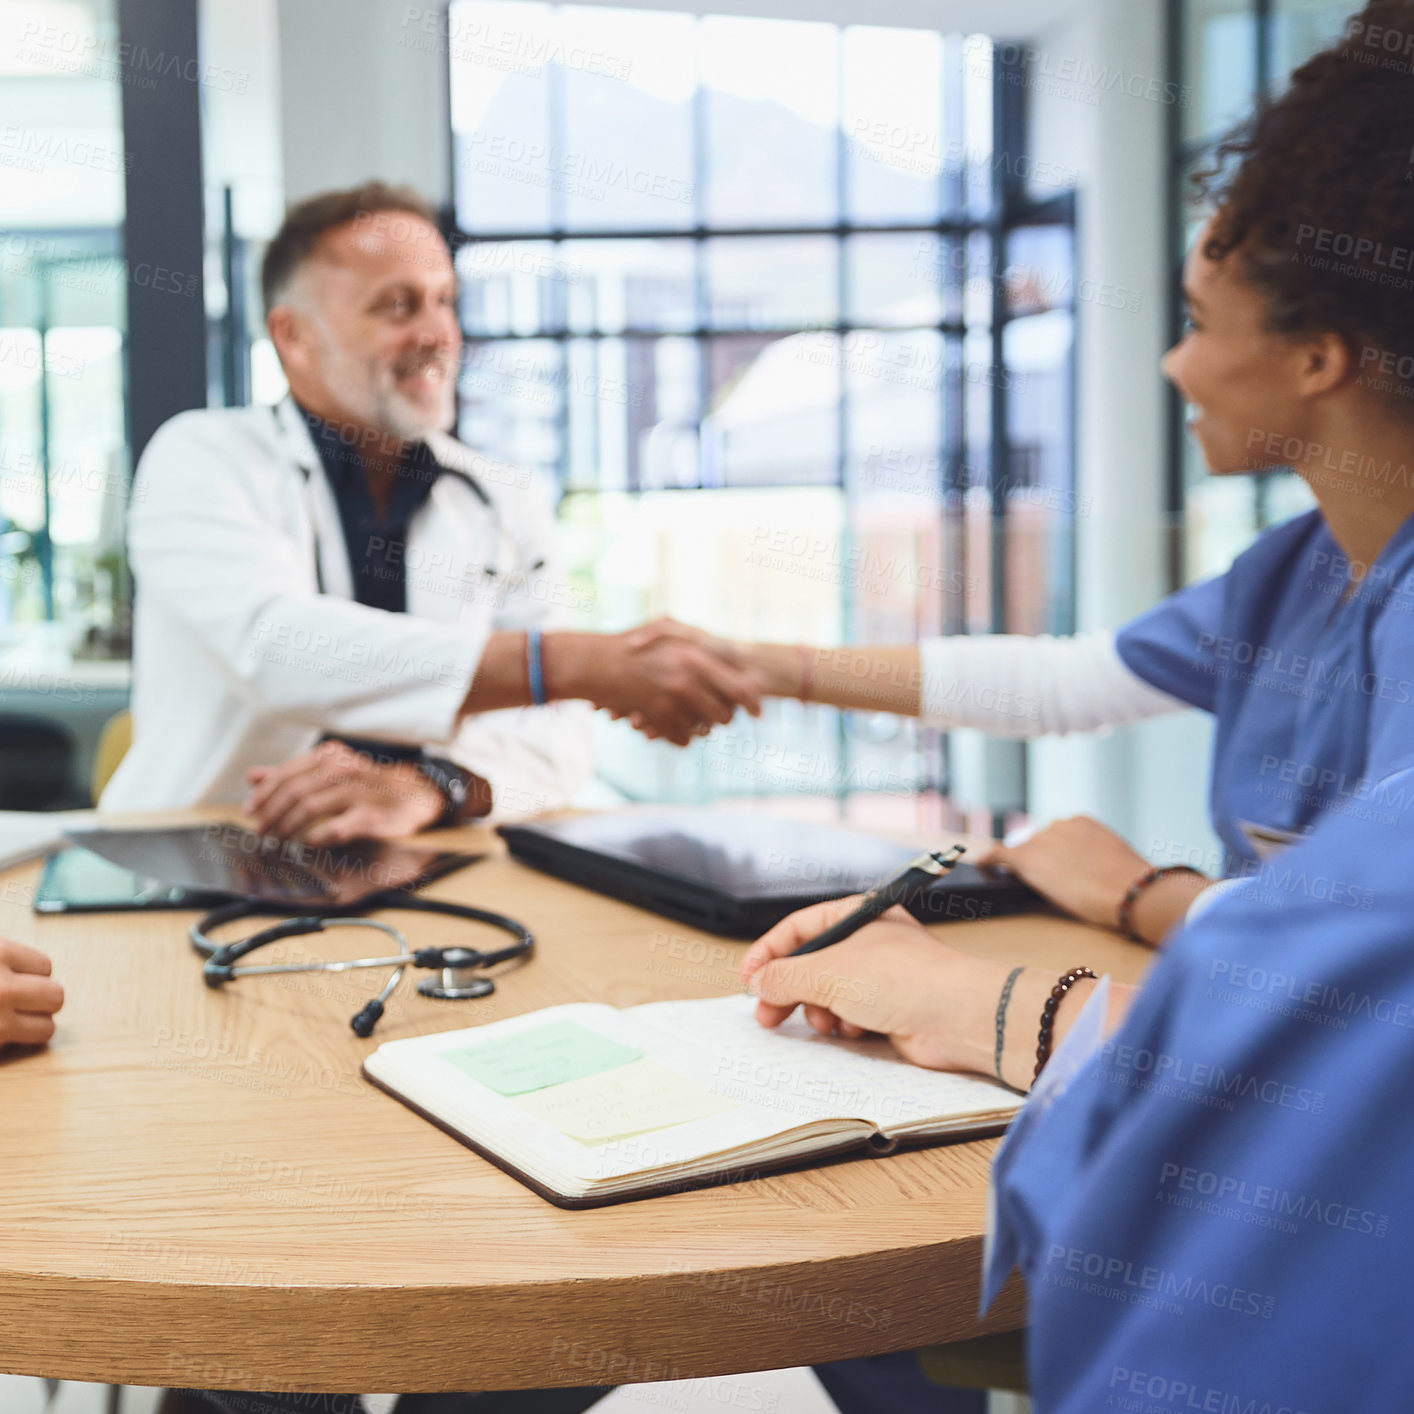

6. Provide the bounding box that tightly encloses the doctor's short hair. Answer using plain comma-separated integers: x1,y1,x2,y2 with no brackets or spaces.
1194,0,1414,412
261,181,443,315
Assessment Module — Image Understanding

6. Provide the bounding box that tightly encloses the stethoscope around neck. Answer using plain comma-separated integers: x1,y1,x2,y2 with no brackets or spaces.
191,891,534,1037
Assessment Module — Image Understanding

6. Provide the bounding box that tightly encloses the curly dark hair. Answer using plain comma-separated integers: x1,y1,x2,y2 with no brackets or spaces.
261,181,441,315
1195,0,1414,408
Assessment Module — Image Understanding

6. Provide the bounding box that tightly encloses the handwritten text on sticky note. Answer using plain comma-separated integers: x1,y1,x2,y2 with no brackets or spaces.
440,1021,642,1096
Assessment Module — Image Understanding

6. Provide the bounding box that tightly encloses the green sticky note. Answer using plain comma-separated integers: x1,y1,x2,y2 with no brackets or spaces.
440,1021,643,1096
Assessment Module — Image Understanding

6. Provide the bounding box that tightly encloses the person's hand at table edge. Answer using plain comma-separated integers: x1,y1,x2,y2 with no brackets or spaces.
0,940,64,1050
973,815,1213,947
739,897,1134,1091
244,739,485,844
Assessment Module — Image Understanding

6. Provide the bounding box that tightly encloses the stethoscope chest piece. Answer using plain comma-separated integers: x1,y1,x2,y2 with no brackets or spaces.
418,968,496,1000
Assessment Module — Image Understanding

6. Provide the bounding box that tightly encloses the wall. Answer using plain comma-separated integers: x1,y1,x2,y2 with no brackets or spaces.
276,0,452,206
1023,0,1221,867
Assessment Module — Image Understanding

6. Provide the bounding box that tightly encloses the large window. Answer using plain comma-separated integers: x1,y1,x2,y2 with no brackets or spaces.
0,0,128,648
1168,0,1354,586
448,4,1078,820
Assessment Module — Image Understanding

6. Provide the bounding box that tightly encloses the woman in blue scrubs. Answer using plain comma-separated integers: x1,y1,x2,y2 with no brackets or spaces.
729,6,1414,1409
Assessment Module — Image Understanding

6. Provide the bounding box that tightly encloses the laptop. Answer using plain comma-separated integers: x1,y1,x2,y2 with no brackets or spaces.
498,809,1040,938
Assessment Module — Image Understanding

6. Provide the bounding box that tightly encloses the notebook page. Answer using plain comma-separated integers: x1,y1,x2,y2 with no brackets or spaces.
630,994,1020,1135
365,1002,873,1192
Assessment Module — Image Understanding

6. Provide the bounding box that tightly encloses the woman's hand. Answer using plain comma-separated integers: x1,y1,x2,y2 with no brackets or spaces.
974,815,1210,945
0,940,64,1049
738,897,1007,1074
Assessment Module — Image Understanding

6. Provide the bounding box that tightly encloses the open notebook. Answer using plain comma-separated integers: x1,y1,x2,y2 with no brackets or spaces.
363,994,1023,1207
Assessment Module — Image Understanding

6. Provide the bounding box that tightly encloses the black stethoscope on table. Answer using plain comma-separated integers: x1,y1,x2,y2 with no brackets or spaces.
191,890,533,1036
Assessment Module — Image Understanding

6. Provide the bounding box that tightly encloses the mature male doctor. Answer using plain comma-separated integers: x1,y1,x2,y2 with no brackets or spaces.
101,182,759,844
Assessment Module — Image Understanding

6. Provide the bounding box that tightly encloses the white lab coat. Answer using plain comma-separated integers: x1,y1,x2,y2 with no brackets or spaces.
101,395,595,817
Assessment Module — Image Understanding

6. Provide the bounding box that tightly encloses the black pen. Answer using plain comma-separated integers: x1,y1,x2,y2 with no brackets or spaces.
789,845,967,956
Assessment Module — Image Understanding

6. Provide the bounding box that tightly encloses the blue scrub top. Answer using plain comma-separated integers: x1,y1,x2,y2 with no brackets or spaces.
1115,507,1414,871
988,791,1414,1413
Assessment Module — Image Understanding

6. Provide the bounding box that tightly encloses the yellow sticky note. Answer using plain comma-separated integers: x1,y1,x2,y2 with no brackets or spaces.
512,1058,738,1145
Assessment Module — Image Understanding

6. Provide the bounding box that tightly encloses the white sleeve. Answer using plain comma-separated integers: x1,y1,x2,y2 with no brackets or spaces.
918,631,1187,739
128,412,481,743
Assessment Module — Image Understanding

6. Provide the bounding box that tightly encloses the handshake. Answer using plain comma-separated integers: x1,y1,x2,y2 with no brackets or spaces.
558,616,780,748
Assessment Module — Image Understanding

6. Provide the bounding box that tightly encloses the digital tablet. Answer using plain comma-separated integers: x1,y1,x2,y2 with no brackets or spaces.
34,824,479,914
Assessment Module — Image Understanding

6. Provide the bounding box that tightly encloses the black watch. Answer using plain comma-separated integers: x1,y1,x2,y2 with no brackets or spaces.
415,756,477,827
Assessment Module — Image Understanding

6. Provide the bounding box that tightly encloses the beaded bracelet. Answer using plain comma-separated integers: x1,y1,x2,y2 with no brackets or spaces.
1034,966,1098,1082
1116,865,1204,942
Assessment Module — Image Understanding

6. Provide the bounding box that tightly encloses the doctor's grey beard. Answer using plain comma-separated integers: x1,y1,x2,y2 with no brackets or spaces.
312,322,459,442
370,348,459,439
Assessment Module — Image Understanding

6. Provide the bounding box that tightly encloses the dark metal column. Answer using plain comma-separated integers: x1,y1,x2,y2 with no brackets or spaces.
118,0,207,460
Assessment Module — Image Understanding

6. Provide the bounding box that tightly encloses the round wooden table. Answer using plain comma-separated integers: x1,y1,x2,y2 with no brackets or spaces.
0,813,1150,1392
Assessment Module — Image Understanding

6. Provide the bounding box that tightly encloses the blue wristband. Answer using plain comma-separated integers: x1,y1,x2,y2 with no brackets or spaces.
527,628,547,706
